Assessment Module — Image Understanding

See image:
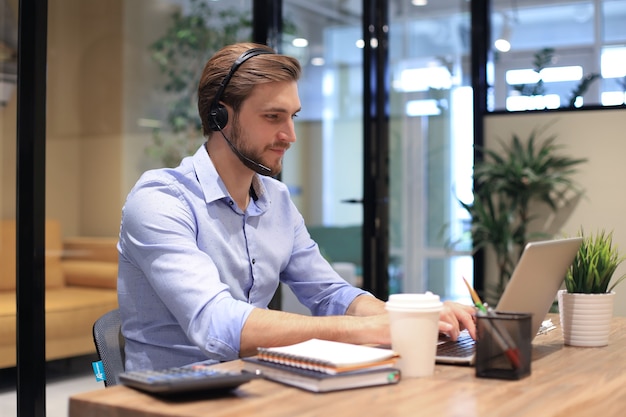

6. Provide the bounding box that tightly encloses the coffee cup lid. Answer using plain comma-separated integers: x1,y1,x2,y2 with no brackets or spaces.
385,292,443,312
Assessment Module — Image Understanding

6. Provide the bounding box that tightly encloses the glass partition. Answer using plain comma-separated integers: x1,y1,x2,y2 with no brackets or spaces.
387,1,474,300
17,0,256,413
491,0,626,111
0,0,18,410
280,1,365,313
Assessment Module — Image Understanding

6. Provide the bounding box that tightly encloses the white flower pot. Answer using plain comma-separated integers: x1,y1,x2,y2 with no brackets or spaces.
557,290,615,347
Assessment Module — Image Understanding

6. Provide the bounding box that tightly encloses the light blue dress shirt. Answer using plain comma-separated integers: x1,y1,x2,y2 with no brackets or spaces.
117,144,369,371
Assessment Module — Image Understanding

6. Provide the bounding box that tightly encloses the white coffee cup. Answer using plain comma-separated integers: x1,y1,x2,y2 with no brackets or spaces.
385,292,443,378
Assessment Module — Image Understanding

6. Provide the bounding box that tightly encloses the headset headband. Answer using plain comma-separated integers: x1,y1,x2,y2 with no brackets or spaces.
211,47,275,111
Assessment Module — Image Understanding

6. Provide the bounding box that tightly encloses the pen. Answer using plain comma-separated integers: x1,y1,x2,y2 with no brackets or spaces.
462,277,521,370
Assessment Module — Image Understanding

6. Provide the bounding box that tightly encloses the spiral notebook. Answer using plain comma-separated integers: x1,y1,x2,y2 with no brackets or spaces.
256,339,398,375
242,357,401,393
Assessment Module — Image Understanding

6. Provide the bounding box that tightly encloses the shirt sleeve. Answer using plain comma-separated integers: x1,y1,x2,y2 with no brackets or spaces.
279,203,372,316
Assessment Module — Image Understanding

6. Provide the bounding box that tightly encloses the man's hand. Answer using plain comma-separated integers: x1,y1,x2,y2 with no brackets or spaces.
438,301,476,341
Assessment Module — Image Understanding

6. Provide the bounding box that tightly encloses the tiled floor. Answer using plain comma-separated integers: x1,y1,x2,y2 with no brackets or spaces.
0,355,104,417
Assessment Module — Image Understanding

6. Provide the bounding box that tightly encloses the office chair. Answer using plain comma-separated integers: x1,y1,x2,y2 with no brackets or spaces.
92,308,126,387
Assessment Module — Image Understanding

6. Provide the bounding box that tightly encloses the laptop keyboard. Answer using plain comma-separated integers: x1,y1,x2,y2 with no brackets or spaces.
437,331,476,357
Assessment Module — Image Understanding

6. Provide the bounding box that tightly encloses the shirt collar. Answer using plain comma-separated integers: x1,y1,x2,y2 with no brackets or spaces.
192,143,270,211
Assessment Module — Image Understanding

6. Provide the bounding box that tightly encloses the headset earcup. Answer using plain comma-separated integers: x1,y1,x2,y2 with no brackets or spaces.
209,104,228,131
209,48,273,132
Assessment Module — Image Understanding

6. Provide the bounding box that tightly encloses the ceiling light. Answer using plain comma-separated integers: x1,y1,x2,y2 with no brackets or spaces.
311,57,325,66
494,14,512,53
494,37,511,53
292,38,308,48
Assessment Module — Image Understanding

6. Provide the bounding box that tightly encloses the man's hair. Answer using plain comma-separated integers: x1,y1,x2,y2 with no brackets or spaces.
198,42,302,137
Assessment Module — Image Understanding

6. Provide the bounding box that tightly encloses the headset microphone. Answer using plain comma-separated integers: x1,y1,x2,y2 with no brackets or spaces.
208,47,275,176
216,126,272,176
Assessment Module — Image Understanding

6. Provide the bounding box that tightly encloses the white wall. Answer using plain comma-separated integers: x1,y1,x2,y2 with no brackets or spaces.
485,107,626,316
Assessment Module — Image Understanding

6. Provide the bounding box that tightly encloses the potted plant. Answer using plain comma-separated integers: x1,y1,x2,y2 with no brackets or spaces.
456,124,587,305
558,229,626,347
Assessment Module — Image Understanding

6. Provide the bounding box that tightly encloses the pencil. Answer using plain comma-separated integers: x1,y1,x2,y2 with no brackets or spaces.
462,276,487,313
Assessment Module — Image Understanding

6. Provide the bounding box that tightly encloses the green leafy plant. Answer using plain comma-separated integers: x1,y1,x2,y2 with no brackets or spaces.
458,124,587,304
147,0,253,167
512,47,600,109
565,229,626,293
513,48,554,97
568,73,601,107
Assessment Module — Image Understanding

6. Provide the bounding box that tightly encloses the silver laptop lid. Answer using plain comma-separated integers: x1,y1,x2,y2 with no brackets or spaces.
495,237,583,339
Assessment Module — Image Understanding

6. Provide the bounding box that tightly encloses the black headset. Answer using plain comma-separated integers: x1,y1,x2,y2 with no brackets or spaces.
208,48,275,131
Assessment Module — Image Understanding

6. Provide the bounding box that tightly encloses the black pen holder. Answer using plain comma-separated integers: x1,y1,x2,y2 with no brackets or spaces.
475,312,532,380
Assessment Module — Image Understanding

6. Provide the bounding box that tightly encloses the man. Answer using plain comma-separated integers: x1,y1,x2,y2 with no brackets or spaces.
118,42,476,371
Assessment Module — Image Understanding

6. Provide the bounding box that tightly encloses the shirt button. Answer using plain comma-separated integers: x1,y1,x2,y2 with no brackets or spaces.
251,259,256,264
229,200,234,206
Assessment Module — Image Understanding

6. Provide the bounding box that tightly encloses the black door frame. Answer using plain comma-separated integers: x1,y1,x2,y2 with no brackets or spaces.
362,0,390,298
15,0,48,416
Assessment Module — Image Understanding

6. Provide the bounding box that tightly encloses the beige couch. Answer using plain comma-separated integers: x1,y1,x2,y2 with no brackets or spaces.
0,219,119,368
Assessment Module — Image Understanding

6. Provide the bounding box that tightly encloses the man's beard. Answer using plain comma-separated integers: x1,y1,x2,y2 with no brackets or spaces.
230,117,285,176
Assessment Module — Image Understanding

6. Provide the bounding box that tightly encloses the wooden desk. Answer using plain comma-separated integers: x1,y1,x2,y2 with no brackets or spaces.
69,316,626,417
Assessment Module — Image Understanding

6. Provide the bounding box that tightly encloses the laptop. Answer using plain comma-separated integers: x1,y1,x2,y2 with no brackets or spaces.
436,237,582,365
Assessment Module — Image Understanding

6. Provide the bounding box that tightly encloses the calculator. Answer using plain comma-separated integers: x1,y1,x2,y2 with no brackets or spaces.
118,365,258,396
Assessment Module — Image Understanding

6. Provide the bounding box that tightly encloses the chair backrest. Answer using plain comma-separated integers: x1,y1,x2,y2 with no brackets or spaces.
92,308,125,387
